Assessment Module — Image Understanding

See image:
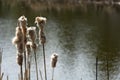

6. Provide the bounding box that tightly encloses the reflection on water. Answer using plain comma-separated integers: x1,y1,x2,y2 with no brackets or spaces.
0,4,120,80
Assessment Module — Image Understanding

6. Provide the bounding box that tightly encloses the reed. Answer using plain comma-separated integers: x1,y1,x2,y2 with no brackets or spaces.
0,73,4,80
33,47,39,80
12,27,24,54
27,27,38,80
0,48,3,80
16,53,23,80
7,75,9,80
96,56,98,80
35,17,47,30
35,17,46,45
18,16,28,80
12,16,60,80
35,16,47,80
51,53,58,80
39,69,43,80
12,20,24,80
106,56,109,80
0,48,3,76
26,41,32,80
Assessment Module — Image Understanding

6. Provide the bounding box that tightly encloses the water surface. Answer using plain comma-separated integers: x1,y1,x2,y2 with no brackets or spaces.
0,4,120,80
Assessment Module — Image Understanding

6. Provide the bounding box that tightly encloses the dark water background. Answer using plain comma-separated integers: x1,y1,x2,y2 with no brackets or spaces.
0,2,120,80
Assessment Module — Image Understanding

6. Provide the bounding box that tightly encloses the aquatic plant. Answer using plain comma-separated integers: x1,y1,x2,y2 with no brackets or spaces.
0,48,3,80
11,15,60,80
27,27,39,80
12,26,24,80
35,16,47,80
18,16,28,80
26,41,32,80
51,53,58,80
16,53,23,80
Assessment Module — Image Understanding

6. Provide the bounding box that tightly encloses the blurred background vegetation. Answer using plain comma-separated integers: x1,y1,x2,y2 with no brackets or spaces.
0,0,120,11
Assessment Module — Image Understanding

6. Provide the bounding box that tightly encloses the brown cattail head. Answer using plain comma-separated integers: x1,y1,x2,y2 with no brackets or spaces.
17,43,24,54
12,27,24,53
35,17,47,28
18,16,27,44
39,31,46,44
26,41,32,56
31,43,37,51
18,15,27,27
27,27,37,43
51,53,58,68
16,53,23,66
12,27,23,45
15,27,23,38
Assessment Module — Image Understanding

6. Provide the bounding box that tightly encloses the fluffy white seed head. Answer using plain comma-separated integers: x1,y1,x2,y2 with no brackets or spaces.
27,27,37,43
18,15,27,22
12,27,23,45
18,16,28,32
35,16,47,27
18,15,27,26
51,53,58,68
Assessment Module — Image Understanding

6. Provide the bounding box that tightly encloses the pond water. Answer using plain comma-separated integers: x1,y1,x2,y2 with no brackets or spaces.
0,3,120,80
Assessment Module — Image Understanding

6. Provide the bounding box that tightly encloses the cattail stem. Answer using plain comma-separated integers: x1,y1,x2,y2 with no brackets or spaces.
42,44,47,80
27,54,31,80
20,65,23,80
52,68,54,80
39,69,43,80
34,50,39,80
106,56,109,80
0,73,4,80
24,51,27,80
7,75,9,80
28,59,31,80
96,57,98,80
18,74,20,80
0,48,3,76
24,51,27,72
0,64,1,77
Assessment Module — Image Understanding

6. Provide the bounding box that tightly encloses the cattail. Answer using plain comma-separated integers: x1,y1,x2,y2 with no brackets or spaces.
39,31,46,45
0,48,3,76
16,53,23,66
18,16,28,78
18,15,27,44
27,27,37,43
31,43,37,51
51,53,58,80
12,27,24,54
27,26,37,51
51,53,58,68
0,48,3,65
35,17,47,29
27,27,39,80
35,16,47,80
16,43,24,54
26,41,32,80
18,16,27,31
12,27,23,45
18,16,27,28
16,53,23,80
26,41,32,56
35,17,47,24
